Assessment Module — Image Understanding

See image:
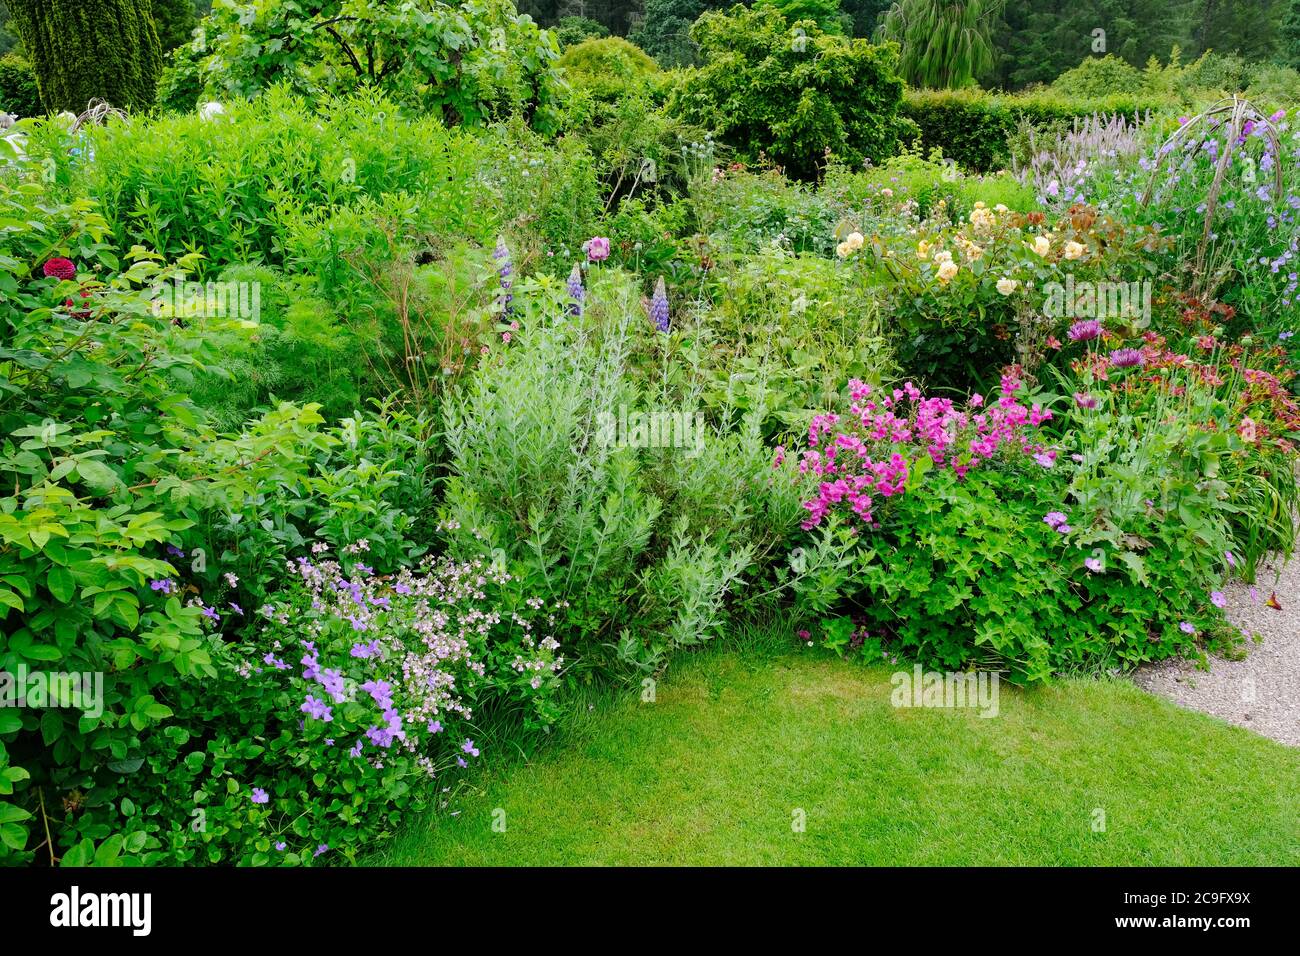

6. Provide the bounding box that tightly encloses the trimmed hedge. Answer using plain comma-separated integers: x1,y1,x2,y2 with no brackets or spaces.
902,89,1170,172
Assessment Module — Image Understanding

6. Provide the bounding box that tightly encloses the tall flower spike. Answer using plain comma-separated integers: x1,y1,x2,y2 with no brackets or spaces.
649,277,669,333
567,263,584,318
493,237,513,315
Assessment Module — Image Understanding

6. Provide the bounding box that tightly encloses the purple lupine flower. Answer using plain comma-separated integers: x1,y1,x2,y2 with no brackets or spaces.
493,237,513,314
567,263,584,317
649,277,670,332
1109,348,1144,368
251,787,269,805
1067,319,1103,342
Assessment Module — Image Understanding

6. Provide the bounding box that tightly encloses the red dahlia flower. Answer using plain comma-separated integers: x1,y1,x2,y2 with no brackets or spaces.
42,258,76,281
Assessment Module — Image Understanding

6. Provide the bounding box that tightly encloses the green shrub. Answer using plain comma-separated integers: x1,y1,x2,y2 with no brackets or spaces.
558,36,660,102
6,0,163,113
0,55,41,117
671,4,910,180
1050,55,1148,98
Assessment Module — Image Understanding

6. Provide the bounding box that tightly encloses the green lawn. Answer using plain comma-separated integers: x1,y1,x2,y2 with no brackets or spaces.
374,635,1300,866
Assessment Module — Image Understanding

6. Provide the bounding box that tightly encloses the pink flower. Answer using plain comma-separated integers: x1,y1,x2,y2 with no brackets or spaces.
1084,556,1102,573
1073,392,1097,409
583,237,611,262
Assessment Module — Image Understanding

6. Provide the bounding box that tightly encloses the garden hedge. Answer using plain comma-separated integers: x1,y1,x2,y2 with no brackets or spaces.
902,89,1171,172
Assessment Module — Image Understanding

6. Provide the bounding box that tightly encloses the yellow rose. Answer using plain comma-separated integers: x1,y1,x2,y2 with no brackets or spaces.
1063,240,1086,260
916,240,931,259
1032,235,1051,257
937,260,959,283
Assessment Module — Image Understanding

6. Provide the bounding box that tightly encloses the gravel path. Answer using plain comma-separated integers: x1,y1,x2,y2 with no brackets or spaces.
1133,547,1300,747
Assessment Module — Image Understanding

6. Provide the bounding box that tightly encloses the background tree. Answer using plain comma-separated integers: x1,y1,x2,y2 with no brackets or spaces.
755,0,848,33
7,0,162,112
196,0,563,131
1284,0,1300,70
876,0,1001,88
1191,0,1283,61
554,14,610,47
629,0,707,66
151,0,198,54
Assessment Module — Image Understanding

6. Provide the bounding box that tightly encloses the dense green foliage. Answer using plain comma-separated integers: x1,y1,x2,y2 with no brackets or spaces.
7,0,162,113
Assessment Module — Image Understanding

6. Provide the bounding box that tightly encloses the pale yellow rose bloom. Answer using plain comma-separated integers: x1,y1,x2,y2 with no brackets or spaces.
996,277,1019,295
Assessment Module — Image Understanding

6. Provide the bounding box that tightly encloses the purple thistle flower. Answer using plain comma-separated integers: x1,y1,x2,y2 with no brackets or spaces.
649,277,670,332
1109,348,1144,368
1067,319,1103,342
567,264,584,317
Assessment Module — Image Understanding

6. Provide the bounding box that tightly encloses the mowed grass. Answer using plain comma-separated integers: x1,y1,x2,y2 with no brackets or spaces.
374,635,1300,866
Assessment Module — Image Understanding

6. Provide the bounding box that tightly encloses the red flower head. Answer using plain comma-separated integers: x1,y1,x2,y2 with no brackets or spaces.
42,258,76,282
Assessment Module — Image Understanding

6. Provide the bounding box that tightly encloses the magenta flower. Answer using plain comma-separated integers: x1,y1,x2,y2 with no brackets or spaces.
1073,391,1097,409
583,236,611,262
